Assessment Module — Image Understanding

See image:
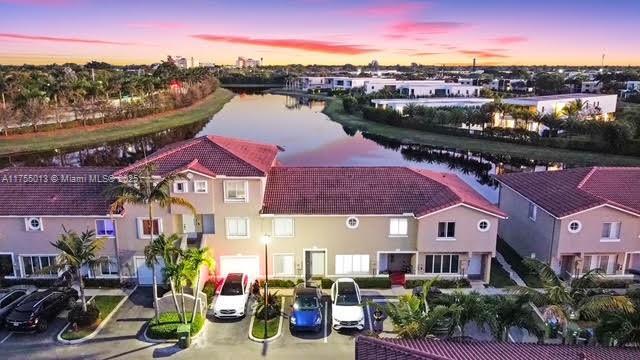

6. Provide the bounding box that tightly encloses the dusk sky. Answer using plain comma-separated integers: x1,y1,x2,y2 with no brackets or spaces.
1,0,639,66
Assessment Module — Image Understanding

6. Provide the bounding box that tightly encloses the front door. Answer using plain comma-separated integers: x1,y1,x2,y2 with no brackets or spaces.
468,254,483,277
305,250,326,281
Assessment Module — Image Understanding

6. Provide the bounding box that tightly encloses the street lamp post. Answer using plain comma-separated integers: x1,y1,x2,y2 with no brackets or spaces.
261,234,271,340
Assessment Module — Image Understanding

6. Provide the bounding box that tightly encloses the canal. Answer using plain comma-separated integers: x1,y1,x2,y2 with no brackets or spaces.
0,91,566,203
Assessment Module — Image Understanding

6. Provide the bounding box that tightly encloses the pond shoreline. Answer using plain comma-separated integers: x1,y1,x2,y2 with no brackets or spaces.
0,88,235,157
322,98,640,167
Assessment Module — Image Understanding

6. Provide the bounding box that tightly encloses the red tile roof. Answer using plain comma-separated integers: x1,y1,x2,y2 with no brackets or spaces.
113,135,280,178
355,336,640,360
0,167,119,216
496,167,640,218
262,167,505,217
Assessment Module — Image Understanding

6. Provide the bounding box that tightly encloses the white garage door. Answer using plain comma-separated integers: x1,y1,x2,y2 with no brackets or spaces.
220,256,259,279
135,257,165,285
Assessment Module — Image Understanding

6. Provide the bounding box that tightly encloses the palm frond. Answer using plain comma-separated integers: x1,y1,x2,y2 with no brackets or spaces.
507,285,549,306
578,294,635,320
522,258,562,287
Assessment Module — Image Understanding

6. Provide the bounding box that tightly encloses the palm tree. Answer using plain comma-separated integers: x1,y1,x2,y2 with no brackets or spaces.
145,233,184,322
509,258,634,337
184,247,215,323
446,291,492,337
50,228,106,312
540,113,564,137
105,164,196,320
595,301,640,346
486,295,544,342
562,99,588,119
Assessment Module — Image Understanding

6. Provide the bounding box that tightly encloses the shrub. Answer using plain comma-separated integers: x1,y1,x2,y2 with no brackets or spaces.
255,291,281,320
353,277,392,289
258,279,302,288
321,278,334,289
202,280,217,305
342,96,359,114
404,278,471,289
573,278,634,289
147,312,204,339
84,278,122,288
68,303,100,327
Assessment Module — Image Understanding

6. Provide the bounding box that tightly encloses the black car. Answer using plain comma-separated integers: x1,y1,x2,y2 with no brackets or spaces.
5,287,78,332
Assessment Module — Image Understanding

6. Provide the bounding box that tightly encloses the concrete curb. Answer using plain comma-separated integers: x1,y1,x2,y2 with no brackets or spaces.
248,297,285,343
57,287,135,345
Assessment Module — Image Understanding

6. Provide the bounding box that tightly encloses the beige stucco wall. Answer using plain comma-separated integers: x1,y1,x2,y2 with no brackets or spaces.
416,205,498,255
0,217,118,277
557,206,640,255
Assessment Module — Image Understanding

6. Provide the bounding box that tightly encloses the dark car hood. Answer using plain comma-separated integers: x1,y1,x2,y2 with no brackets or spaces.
5,309,34,322
292,309,321,326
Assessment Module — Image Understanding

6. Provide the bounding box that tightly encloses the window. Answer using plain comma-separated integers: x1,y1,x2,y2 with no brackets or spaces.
335,255,369,275
601,222,621,241
582,254,615,275
225,217,249,238
137,218,162,239
346,216,359,229
224,180,248,202
0,291,24,307
389,218,408,236
568,220,582,234
21,255,57,277
194,180,208,193
477,220,490,232
425,254,459,274
437,222,456,239
96,256,118,277
25,217,43,231
273,254,295,276
273,218,294,237
96,219,116,237
0,254,15,277
528,202,537,221
173,180,188,193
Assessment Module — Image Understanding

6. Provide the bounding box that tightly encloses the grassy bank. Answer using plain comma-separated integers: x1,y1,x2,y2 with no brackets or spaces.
61,295,124,340
322,98,640,166
252,317,281,339
0,88,235,156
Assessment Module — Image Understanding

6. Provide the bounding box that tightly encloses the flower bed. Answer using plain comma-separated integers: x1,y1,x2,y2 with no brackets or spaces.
147,312,205,340
61,295,124,340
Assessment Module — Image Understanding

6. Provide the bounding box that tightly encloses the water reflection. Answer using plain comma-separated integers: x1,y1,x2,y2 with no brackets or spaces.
0,92,567,202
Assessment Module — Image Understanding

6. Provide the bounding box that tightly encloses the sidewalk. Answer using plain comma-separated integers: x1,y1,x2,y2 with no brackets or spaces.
71,285,133,297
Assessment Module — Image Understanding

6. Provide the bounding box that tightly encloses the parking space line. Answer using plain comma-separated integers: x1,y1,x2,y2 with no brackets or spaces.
323,300,328,343
0,332,13,344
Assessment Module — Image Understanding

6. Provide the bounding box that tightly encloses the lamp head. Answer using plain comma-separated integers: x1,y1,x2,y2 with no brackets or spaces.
261,234,271,245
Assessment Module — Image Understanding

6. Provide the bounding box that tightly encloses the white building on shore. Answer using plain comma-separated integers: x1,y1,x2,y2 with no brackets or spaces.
371,98,493,114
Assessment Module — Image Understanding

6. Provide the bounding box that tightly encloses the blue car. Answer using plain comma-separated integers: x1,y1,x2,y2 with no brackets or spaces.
289,287,323,333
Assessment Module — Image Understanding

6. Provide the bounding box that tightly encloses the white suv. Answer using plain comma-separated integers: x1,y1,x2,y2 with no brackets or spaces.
330,278,365,330
213,273,250,318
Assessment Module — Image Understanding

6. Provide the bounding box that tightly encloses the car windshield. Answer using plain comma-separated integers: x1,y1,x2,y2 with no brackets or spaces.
336,294,359,306
294,296,319,310
220,281,243,296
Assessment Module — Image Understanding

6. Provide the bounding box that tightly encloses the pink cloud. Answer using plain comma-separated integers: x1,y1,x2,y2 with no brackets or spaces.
127,22,187,30
340,1,429,17
191,34,378,55
0,33,133,45
0,0,74,5
410,52,440,56
387,21,467,34
490,36,527,44
458,49,509,58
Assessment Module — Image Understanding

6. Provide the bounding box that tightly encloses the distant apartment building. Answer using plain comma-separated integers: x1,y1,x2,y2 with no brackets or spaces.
168,55,189,69
458,78,481,86
236,57,262,68
0,135,505,285
621,80,640,99
494,93,617,133
490,79,532,93
581,80,602,93
496,167,640,278
371,98,493,114
398,83,482,98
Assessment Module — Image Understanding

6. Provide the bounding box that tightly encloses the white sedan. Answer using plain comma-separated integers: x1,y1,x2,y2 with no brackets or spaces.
330,278,365,330
213,273,250,318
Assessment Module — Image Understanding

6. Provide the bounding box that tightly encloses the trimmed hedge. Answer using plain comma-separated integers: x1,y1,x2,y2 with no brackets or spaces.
317,277,392,289
2,277,122,288
147,312,205,339
404,278,471,289
68,303,100,327
321,278,334,289
570,278,634,289
259,279,304,288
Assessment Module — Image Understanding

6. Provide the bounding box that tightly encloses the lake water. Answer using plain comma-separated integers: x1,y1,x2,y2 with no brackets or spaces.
1,91,566,203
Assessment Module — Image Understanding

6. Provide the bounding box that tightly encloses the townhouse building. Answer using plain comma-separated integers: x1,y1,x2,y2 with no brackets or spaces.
0,135,505,285
496,167,640,278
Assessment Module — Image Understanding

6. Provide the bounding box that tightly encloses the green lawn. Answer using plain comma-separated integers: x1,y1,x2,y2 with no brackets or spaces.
489,258,517,288
252,317,281,339
147,312,205,339
0,88,235,156
496,239,544,288
322,99,640,166
61,295,124,340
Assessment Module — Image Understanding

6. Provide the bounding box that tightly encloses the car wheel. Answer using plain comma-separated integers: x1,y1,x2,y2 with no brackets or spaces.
37,318,48,333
